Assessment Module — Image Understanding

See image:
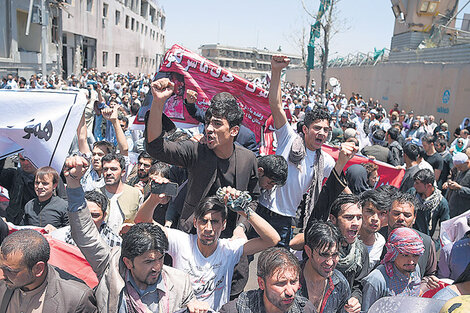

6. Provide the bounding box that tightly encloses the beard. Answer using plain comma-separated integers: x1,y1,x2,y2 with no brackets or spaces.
137,171,149,179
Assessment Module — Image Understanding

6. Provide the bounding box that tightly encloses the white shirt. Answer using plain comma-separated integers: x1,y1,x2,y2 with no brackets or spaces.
104,189,124,234
167,228,246,310
259,123,335,217
364,232,386,269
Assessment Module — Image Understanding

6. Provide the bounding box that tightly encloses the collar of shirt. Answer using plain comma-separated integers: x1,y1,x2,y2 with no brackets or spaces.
388,264,421,296
37,196,53,207
126,269,165,298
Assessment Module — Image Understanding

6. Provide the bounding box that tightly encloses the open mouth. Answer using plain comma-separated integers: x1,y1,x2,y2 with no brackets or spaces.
346,230,358,240
206,135,215,144
322,265,334,274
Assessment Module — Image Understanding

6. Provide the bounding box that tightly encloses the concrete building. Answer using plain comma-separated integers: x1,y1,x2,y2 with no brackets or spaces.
0,0,166,78
200,44,302,80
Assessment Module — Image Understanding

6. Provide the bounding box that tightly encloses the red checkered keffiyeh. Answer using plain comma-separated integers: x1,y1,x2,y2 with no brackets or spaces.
381,227,425,277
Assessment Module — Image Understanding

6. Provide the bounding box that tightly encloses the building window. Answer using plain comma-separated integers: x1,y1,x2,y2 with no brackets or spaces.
135,56,139,67
86,0,93,12
103,51,108,67
115,10,120,25
140,0,148,18
125,15,129,28
145,25,148,35
131,18,135,30
103,3,108,17
51,17,59,43
115,53,120,67
136,21,139,31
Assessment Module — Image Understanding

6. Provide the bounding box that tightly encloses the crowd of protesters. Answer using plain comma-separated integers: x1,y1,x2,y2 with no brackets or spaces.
0,55,470,313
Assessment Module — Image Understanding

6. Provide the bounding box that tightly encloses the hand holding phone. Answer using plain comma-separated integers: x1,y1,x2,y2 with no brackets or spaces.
151,181,178,197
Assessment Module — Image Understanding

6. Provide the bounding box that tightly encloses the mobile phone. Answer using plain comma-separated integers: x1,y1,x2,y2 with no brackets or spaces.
151,181,178,197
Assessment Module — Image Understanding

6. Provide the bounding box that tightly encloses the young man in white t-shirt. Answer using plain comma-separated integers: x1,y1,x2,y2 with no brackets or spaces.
135,186,280,310
359,189,387,269
260,55,356,246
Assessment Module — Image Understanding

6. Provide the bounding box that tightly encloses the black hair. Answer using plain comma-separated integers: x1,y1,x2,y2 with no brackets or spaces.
421,134,436,144
93,140,115,154
138,151,155,163
417,145,426,158
258,155,288,186
194,196,227,221
413,168,435,185
149,161,171,179
257,247,300,281
166,130,191,142
305,219,342,252
303,108,331,128
205,92,244,129
360,189,388,212
392,122,403,131
1,229,50,269
387,127,400,141
296,121,304,134
376,184,399,211
118,115,129,128
101,152,126,171
372,129,386,142
121,223,168,261
329,193,361,218
391,191,418,214
84,190,108,214
403,143,419,161
131,103,140,116
436,138,448,149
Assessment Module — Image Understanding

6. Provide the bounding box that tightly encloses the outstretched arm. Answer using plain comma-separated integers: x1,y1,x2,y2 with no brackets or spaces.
64,156,113,279
146,78,175,142
269,55,290,130
134,176,172,236
184,89,206,123
77,113,91,156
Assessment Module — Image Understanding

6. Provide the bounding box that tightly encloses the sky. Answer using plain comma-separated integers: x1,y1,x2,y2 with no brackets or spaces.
159,0,470,58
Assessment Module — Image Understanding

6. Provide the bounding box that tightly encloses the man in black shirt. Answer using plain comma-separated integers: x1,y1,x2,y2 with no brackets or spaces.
435,139,453,191
23,166,68,228
422,135,444,181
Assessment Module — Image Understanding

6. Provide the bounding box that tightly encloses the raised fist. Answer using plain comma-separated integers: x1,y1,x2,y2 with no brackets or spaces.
271,55,290,71
151,78,174,104
185,89,198,104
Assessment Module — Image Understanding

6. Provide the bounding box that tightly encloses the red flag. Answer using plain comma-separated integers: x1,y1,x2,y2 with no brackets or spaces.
321,145,405,188
132,45,272,142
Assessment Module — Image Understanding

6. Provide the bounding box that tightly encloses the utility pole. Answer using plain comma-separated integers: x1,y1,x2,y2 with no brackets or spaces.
41,0,48,80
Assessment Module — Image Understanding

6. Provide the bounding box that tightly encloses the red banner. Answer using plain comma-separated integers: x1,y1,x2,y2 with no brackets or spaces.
133,45,272,142
321,145,405,188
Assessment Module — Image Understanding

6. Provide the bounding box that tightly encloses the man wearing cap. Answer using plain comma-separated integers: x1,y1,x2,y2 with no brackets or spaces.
361,227,425,312
444,152,470,217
